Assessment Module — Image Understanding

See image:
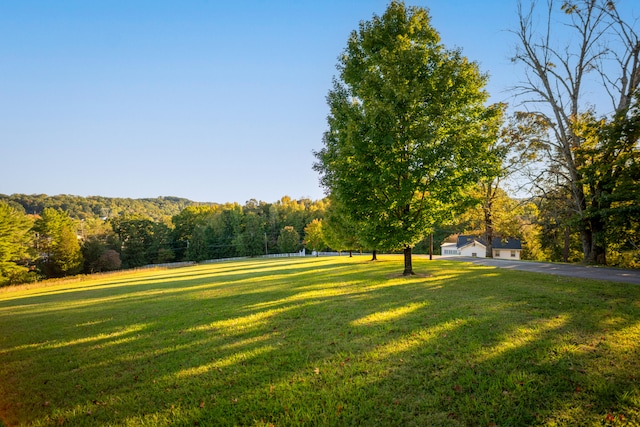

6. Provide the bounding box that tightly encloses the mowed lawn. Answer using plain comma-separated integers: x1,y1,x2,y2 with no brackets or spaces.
0,256,639,426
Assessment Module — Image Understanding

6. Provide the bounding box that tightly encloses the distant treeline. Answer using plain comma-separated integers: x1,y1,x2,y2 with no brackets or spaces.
3,184,636,287
0,194,331,286
0,193,201,222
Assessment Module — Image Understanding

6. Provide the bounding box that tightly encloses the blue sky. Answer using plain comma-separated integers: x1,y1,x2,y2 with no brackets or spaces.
0,1,605,203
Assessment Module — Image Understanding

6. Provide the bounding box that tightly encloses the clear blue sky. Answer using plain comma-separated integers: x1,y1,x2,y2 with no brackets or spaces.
0,0,617,204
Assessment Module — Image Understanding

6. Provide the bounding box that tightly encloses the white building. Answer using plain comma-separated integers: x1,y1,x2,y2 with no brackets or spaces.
441,235,523,260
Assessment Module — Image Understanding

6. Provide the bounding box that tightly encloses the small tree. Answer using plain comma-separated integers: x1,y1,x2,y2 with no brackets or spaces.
277,226,301,254
55,226,84,275
96,249,122,271
239,212,267,257
303,219,324,256
323,197,363,257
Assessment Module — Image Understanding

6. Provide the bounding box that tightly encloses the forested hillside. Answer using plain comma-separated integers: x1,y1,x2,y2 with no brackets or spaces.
0,194,200,222
0,194,330,286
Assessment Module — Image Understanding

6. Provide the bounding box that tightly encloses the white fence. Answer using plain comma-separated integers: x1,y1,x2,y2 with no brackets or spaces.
151,250,307,268
131,248,370,271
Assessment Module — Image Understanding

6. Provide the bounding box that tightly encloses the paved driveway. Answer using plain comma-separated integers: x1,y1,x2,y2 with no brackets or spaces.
435,256,640,285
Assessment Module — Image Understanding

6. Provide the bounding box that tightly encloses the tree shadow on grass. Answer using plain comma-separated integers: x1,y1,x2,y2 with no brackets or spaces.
0,258,353,310
1,257,639,426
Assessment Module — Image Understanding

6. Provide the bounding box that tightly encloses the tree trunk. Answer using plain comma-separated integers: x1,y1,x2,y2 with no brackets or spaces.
484,220,494,258
580,227,594,264
403,246,415,276
371,250,377,261
592,242,607,265
349,250,353,258
563,226,570,263
429,233,433,260
584,182,610,265
587,216,607,265
484,186,494,258
579,217,607,265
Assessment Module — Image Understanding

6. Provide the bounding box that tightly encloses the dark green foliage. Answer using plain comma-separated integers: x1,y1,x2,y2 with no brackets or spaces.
574,104,640,266
32,208,83,277
240,212,268,256
81,234,122,273
171,205,219,261
277,226,301,254
185,224,212,262
111,217,173,268
0,194,328,284
0,194,197,222
0,201,34,286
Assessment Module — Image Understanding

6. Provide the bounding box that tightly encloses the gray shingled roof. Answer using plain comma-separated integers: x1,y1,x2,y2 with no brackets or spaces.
457,235,522,250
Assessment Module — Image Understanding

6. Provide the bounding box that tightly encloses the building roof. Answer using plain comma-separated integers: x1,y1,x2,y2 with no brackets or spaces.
456,235,522,250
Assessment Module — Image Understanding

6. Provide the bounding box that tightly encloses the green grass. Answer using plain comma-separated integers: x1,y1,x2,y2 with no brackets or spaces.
0,255,639,426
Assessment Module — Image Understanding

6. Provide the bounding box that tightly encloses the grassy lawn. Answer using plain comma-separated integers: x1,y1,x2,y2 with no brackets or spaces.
0,255,639,426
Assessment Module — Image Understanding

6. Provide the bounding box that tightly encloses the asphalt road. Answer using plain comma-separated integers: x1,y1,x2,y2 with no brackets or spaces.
435,256,640,285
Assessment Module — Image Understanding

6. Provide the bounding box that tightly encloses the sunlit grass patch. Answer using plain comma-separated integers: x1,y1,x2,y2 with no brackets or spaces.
351,302,428,326
0,255,639,426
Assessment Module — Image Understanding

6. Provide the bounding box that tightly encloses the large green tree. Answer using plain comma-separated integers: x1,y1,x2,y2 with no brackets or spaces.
111,216,173,268
573,104,640,266
240,212,267,257
470,111,549,257
0,201,34,286
32,208,83,277
322,197,363,257
171,205,219,261
512,0,640,264
314,1,502,275
277,226,301,254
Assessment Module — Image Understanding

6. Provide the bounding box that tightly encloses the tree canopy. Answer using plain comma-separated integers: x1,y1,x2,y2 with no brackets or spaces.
512,0,640,265
32,208,83,277
314,0,502,274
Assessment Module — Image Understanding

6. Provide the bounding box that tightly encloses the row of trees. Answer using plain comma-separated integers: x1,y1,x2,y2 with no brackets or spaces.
0,194,195,222
0,196,330,286
314,0,639,274
2,178,634,287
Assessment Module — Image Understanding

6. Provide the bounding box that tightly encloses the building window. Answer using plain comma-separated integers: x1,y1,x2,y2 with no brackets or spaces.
495,250,500,257
511,250,516,258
